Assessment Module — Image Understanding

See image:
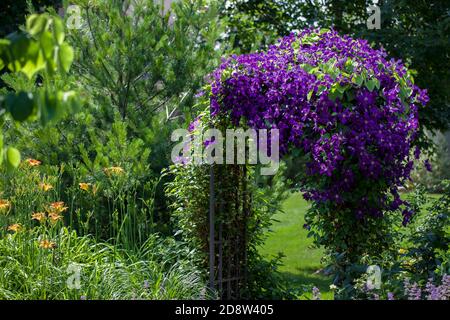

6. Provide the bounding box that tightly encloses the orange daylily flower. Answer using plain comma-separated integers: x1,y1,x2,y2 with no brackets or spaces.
0,199,11,213
39,183,53,192
50,201,65,209
39,239,56,249
48,212,63,224
32,212,46,222
7,223,23,232
25,159,41,167
79,183,91,192
48,202,68,214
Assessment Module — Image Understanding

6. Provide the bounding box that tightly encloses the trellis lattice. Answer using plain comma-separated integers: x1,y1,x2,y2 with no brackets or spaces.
208,164,250,299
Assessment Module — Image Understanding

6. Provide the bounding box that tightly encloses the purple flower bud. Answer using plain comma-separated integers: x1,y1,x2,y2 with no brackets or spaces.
312,286,321,300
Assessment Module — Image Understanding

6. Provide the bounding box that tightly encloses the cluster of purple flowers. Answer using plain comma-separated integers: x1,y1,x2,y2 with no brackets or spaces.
310,274,449,300
312,286,321,300
209,28,429,224
404,275,450,300
403,278,422,300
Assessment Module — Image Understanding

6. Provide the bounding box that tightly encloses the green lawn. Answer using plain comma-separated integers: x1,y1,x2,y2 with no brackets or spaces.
260,192,333,299
260,191,443,299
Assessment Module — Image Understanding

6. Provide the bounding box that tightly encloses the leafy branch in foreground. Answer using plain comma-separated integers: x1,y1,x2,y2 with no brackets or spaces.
0,13,79,170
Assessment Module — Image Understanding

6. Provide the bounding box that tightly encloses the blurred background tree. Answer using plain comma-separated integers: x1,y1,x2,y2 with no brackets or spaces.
0,0,62,37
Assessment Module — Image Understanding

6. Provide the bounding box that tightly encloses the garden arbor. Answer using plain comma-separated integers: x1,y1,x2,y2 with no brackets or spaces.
169,28,429,299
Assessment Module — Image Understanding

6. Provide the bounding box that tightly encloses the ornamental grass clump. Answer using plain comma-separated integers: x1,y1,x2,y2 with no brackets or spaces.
206,28,429,288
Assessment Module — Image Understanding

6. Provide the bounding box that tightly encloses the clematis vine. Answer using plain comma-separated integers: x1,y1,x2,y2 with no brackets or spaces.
207,28,429,225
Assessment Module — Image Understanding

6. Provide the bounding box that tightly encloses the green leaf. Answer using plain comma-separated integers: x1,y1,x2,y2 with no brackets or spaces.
308,67,320,75
155,35,168,51
300,63,314,73
26,14,49,36
39,31,54,59
328,83,346,101
52,18,65,45
7,33,31,72
352,74,364,86
337,84,348,94
58,90,80,113
0,134,3,166
307,89,314,101
21,40,45,78
374,78,380,89
39,92,56,125
6,147,21,170
58,43,74,73
328,88,340,101
345,90,355,101
6,91,36,122
0,39,10,46
366,79,377,92
292,40,300,51
317,85,327,95
301,34,320,45
0,39,10,70
345,58,354,73
400,86,412,99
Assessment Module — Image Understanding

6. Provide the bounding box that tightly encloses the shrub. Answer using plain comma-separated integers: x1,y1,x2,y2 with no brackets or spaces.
345,182,449,299
400,181,450,281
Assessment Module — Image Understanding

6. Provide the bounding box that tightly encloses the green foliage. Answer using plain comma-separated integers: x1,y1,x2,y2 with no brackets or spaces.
0,13,73,79
304,200,397,294
335,185,449,299
400,182,450,281
0,226,206,299
357,0,450,135
166,110,297,299
165,162,210,260
10,0,228,233
0,0,62,38
0,0,226,240
5,147,21,170
412,132,450,192
0,13,78,169
0,131,159,248
219,2,449,296
0,0,447,301
0,159,207,299
66,0,224,121
220,0,285,53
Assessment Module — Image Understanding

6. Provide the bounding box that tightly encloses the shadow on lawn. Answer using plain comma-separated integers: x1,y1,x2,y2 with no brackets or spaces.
280,266,333,298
